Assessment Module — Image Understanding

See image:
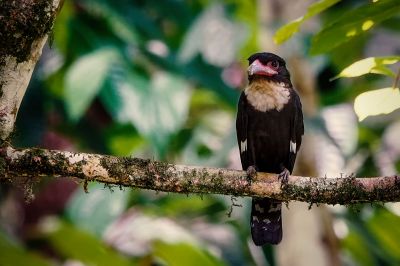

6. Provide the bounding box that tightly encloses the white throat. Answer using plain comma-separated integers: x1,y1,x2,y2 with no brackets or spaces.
244,80,290,112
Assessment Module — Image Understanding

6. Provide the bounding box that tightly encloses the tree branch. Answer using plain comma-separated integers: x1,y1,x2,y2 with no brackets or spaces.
0,0,62,142
1,146,399,205
0,1,398,208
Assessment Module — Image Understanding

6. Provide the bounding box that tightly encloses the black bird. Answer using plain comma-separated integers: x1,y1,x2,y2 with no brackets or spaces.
236,52,304,245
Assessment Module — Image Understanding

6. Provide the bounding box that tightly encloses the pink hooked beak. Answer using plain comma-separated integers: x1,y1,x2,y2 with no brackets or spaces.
247,59,278,76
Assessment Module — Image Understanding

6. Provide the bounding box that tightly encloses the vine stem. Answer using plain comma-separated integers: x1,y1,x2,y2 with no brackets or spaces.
393,66,400,89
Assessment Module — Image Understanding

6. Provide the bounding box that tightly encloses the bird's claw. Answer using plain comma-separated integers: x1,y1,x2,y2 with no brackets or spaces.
278,168,290,187
246,166,257,184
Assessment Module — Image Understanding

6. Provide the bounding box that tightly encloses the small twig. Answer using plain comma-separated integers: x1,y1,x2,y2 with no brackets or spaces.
393,67,400,89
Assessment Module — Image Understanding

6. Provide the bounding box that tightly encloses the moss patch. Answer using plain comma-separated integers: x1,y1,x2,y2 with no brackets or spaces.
0,155,6,174
282,176,400,205
0,0,57,64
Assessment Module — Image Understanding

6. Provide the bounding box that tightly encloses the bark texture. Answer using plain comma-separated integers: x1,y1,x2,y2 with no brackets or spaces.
1,146,399,204
0,0,61,142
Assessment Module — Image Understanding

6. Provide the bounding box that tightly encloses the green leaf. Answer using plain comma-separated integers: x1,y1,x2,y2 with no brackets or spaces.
105,124,145,156
367,208,400,261
66,183,129,236
342,231,375,266
42,219,133,266
101,70,191,157
81,1,139,44
310,0,400,54
150,194,225,218
333,56,400,79
52,0,74,54
328,31,368,70
64,48,119,121
153,241,225,266
354,87,400,121
381,17,400,32
0,233,51,266
274,0,341,44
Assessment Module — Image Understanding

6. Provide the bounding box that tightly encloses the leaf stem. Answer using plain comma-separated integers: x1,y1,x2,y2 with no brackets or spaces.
393,67,400,89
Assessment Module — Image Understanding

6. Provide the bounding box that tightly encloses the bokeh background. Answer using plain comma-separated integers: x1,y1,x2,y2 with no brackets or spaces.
1,0,400,265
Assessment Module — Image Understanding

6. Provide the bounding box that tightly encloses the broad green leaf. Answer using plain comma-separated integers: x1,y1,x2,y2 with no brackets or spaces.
81,1,139,44
329,32,368,69
334,56,400,79
41,219,133,266
101,70,191,157
64,48,119,121
52,0,74,54
381,17,400,32
105,124,145,156
310,0,400,54
153,241,224,266
354,87,400,121
0,233,51,266
66,183,129,236
274,0,341,44
149,194,226,218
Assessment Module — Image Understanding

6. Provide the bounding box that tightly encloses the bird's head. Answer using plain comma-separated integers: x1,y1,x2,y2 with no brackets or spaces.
247,52,291,85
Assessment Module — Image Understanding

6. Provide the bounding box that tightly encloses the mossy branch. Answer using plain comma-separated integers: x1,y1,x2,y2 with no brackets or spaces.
1,146,399,205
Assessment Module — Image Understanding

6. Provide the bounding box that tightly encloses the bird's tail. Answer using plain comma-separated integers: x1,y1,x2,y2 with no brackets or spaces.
250,198,282,245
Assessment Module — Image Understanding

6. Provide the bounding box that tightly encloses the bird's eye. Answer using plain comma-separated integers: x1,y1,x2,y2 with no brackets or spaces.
267,60,279,69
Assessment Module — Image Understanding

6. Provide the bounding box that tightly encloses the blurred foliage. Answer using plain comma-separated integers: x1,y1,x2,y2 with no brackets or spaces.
274,0,341,44
310,0,400,54
0,233,51,266
276,1,400,265
275,0,400,121
43,219,135,266
1,0,400,265
65,183,130,236
153,241,224,266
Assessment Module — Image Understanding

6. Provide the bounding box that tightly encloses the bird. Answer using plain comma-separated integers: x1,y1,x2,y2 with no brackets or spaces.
236,52,304,245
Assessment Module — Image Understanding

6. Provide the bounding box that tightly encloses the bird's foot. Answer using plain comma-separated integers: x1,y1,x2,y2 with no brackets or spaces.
278,168,290,187
246,166,257,184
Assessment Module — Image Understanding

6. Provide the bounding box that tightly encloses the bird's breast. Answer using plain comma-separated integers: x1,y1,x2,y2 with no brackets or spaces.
244,80,291,112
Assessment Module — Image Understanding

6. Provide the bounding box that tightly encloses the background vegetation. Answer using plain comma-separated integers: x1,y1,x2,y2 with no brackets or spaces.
0,0,399,265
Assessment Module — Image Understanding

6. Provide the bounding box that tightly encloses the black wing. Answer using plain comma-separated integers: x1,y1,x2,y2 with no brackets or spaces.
236,92,249,170
287,90,304,173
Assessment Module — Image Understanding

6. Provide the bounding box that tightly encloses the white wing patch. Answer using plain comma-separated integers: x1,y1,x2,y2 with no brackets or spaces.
290,140,297,154
263,218,271,224
268,203,282,213
255,204,264,213
240,139,247,153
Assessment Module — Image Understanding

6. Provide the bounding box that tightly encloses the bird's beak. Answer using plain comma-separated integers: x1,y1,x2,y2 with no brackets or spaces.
247,59,278,76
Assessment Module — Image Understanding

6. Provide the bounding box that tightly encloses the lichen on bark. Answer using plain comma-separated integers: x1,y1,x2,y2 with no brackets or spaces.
2,146,399,204
0,0,62,143
0,0,59,65
1,145,400,205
